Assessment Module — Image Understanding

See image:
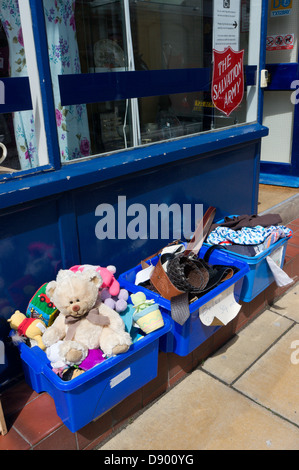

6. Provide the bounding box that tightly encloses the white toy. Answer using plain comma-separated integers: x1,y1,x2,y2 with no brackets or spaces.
42,269,132,364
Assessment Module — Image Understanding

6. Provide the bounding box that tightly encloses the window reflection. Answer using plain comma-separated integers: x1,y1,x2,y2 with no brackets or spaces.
76,0,133,155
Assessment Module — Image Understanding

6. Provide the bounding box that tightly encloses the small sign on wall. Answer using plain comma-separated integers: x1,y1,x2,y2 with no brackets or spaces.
266,33,294,50
213,0,241,52
270,0,292,17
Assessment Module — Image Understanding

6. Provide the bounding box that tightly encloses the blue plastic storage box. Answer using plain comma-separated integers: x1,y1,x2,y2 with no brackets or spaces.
17,314,171,432
206,238,290,302
119,245,249,357
204,216,292,302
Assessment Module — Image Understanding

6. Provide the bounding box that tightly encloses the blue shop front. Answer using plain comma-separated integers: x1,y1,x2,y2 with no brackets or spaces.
0,0,269,410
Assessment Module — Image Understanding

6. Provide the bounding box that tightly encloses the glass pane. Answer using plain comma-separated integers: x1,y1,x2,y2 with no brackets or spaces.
0,1,39,172
43,0,133,161
77,0,133,154
77,0,133,153
44,0,261,161
130,0,259,143
130,0,205,143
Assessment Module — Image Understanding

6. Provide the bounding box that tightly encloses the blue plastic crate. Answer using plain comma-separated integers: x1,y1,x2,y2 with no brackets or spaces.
205,237,291,302
204,216,292,302
119,245,249,357
18,314,171,432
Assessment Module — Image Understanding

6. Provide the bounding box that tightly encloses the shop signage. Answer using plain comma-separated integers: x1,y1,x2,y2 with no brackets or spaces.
213,0,241,52
266,33,294,51
270,0,292,17
212,46,244,117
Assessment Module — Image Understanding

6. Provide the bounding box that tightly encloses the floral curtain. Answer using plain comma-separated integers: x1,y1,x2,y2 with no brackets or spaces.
0,0,91,170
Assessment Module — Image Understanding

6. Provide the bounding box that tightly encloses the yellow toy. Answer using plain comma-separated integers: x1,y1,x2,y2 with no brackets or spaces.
8,310,47,350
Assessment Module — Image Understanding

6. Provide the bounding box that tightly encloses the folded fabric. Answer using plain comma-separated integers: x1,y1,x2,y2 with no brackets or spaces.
119,304,144,342
208,213,282,234
207,225,292,246
80,349,106,371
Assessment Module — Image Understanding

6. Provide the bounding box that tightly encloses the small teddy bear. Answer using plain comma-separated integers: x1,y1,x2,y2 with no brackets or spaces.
42,268,132,365
8,311,47,350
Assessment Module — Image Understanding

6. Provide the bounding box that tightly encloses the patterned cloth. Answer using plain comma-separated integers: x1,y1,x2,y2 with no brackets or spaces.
0,0,91,169
43,0,91,161
206,225,292,246
0,0,38,169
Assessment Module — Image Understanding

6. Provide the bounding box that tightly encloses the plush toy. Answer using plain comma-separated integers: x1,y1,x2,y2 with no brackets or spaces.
100,287,129,313
26,283,59,326
42,268,132,365
70,264,120,296
8,310,46,350
131,292,164,334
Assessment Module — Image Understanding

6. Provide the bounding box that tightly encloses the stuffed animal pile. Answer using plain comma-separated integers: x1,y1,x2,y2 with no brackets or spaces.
8,263,164,381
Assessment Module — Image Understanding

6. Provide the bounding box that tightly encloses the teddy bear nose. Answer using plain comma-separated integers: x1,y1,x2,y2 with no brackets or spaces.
72,304,80,312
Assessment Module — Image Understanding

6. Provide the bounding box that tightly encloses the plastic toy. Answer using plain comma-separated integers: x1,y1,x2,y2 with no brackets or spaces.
8,310,46,350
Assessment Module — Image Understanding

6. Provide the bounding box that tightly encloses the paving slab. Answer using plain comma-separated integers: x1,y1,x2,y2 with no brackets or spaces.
100,370,299,451
270,282,299,323
201,310,293,384
234,324,299,427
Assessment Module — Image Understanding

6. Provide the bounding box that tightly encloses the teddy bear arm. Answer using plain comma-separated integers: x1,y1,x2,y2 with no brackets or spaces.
99,327,132,357
98,303,126,331
42,314,66,347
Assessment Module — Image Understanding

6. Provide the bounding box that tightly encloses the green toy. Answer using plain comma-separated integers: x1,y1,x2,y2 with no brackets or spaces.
131,292,164,334
26,283,59,326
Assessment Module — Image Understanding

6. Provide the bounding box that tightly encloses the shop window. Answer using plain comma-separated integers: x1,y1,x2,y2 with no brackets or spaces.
44,0,261,163
0,0,47,173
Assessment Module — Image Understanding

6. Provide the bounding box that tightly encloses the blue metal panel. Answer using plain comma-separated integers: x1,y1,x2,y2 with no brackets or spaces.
259,173,299,187
0,123,268,211
74,142,261,274
266,63,299,90
59,66,257,106
260,161,292,176
0,197,64,389
0,77,32,113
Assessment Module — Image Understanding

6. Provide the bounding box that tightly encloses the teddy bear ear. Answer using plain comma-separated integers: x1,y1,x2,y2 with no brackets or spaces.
46,280,57,299
81,268,103,288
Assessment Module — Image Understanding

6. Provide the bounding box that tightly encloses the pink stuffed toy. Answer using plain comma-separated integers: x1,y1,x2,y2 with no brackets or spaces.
70,264,120,297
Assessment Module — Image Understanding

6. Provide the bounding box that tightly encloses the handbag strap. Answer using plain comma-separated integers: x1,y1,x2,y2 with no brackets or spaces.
184,207,216,257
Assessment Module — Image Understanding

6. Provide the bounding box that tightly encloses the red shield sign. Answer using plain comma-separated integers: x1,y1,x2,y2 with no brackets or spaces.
212,47,244,117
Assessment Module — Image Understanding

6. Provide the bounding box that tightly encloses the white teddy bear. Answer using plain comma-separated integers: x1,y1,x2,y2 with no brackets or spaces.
42,268,132,365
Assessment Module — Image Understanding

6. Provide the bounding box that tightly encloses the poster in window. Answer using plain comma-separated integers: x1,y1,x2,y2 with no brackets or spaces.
270,0,292,18
266,33,294,50
213,0,241,52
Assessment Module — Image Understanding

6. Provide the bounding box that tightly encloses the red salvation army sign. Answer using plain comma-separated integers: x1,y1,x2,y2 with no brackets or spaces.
212,47,244,117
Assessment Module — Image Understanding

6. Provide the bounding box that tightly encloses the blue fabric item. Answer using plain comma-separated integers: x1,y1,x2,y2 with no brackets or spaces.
119,304,144,343
207,225,292,246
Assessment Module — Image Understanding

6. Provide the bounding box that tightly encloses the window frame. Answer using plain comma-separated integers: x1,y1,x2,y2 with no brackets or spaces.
0,0,268,210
